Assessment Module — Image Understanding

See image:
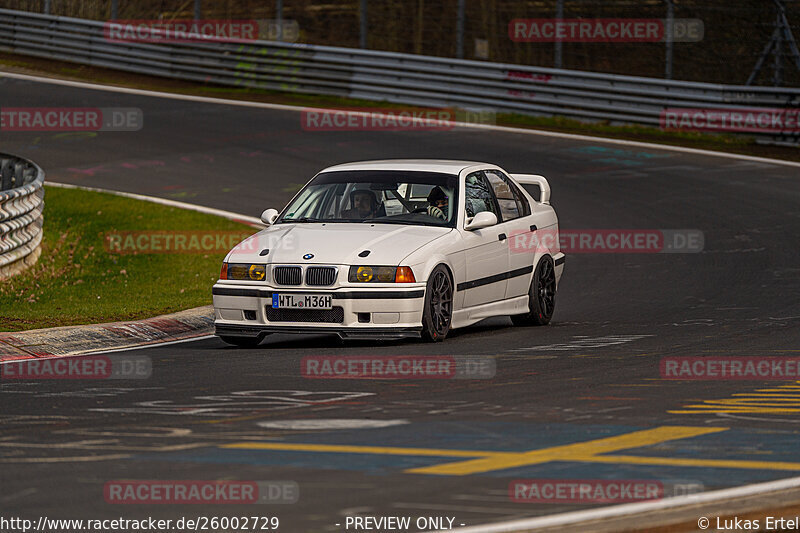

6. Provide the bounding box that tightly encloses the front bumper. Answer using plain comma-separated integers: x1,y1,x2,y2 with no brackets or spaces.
212,284,425,339
215,323,422,340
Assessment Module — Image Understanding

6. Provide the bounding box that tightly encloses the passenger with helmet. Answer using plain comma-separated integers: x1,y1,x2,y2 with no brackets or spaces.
426,186,449,220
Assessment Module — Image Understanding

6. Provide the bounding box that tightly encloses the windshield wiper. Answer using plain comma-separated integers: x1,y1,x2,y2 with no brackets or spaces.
364,219,438,226
280,217,324,223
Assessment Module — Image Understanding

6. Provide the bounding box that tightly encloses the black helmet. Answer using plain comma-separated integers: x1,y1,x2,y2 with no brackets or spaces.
427,186,447,205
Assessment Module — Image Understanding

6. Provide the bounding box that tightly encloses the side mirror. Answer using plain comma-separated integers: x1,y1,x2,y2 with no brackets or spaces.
464,211,498,231
260,208,279,226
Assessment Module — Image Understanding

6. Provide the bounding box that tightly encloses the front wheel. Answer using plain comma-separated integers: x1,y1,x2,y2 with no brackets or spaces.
421,265,453,342
218,335,266,348
511,256,556,326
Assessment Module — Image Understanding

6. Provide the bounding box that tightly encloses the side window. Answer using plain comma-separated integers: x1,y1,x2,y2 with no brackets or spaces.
509,177,531,217
464,172,499,219
485,170,529,221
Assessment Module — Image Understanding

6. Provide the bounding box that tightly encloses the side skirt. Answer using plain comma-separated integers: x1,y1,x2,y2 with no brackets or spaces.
451,295,530,329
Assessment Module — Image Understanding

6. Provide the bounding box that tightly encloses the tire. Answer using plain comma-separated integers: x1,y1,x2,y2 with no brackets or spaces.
218,335,265,348
421,265,453,342
511,256,556,326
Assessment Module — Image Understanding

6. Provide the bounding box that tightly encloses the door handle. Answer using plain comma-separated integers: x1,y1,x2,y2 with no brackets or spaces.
530,225,537,232
498,233,507,241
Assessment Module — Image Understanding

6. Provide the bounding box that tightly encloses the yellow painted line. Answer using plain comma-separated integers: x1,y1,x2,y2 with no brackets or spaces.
733,389,800,394
220,426,800,475
670,408,800,414
584,454,800,471
222,442,507,458
689,400,800,406
405,426,726,476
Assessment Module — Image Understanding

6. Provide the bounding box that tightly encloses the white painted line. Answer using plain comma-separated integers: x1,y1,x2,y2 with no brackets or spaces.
2,70,799,169
0,335,216,365
86,334,216,355
256,419,409,430
444,475,800,532
47,182,263,226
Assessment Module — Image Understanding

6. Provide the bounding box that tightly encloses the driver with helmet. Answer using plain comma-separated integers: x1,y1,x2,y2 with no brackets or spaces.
342,189,379,219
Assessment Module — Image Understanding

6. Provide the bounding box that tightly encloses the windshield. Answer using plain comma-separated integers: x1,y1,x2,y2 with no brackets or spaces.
276,170,458,227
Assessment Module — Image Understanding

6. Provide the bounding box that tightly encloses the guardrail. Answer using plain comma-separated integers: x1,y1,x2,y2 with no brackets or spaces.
0,153,44,280
0,8,798,145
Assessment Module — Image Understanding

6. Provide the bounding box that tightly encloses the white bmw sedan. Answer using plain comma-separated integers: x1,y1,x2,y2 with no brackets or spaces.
212,160,565,347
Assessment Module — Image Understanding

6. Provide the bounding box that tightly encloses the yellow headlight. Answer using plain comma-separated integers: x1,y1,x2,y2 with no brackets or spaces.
248,264,266,281
375,267,395,282
227,263,266,281
228,264,249,280
356,266,373,282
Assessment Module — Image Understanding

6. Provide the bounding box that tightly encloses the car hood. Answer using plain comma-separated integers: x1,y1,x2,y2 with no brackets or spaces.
227,223,452,265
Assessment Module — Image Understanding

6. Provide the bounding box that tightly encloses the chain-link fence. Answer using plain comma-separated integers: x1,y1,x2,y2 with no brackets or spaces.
1,0,798,86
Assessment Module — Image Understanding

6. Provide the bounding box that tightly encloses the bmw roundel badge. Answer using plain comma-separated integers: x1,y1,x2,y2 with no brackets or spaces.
303,253,314,260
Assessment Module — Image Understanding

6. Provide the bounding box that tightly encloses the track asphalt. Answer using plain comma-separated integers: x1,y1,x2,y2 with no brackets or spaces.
1,76,800,532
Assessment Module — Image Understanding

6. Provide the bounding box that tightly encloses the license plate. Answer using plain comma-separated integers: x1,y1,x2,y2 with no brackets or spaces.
272,293,332,310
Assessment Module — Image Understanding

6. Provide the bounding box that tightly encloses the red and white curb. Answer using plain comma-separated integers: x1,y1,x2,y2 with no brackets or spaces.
0,305,214,363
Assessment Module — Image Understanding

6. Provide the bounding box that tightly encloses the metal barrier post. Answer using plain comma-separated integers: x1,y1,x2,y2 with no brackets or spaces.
554,0,563,68
360,0,368,49
277,0,284,41
456,0,465,59
665,0,674,79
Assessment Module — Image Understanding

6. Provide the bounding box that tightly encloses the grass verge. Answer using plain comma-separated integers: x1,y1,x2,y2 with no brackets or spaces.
0,186,255,332
0,53,798,163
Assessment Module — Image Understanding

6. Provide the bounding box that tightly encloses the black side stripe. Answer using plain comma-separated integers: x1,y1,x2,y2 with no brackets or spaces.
555,256,565,266
213,287,424,299
457,266,533,291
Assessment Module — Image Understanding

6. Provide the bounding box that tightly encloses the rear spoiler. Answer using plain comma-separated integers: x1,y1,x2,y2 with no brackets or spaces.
511,174,551,205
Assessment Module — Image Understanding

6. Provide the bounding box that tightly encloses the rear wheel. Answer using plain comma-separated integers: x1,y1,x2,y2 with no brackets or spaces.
218,335,265,348
421,265,453,342
511,256,556,326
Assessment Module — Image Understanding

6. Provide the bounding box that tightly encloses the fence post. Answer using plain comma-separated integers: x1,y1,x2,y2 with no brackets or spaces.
554,0,563,68
773,10,784,87
111,0,118,19
456,0,465,59
276,0,284,41
194,0,201,20
665,0,674,79
360,0,368,49
43,0,51,15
